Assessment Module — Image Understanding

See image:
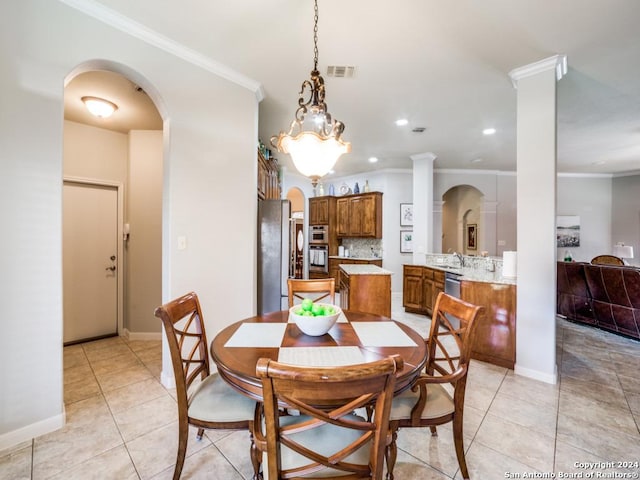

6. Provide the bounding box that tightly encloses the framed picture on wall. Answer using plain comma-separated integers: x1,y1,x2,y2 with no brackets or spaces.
400,203,413,226
556,215,580,247
467,224,477,250
400,230,413,253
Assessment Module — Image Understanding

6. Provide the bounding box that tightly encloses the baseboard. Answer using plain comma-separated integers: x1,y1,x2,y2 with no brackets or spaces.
122,329,162,341
0,409,66,452
514,363,558,385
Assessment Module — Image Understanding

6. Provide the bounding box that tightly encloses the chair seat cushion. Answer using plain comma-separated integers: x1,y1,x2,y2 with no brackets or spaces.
389,383,454,421
188,373,256,422
276,413,370,477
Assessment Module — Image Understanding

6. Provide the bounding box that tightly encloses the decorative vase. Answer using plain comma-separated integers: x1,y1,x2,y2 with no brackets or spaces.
363,180,370,192
354,182,360,194
328,184,335,196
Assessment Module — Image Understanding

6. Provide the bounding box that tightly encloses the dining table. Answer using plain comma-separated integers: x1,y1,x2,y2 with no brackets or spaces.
210,309,428,402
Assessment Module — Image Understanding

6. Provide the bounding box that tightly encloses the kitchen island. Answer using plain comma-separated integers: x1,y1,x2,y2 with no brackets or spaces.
339,264,392,317
404,257,517,369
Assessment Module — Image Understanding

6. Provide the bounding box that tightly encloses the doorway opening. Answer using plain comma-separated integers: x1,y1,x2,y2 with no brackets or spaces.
63,64,164,344
442,185,483,255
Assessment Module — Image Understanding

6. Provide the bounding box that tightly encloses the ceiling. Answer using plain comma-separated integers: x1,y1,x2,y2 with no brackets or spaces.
65,0,640,178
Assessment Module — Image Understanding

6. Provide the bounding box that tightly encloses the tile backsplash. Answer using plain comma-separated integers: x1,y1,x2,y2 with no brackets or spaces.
340,238,383,258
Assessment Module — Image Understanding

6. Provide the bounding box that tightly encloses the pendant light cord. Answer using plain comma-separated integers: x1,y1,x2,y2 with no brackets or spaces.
313,0,319,71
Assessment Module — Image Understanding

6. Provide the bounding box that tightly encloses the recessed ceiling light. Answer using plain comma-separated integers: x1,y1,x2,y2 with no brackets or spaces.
482,128,496,135
592,160,606,166
368,157,379,163
328,169,335,175
395,119,408,126
471,158,483,164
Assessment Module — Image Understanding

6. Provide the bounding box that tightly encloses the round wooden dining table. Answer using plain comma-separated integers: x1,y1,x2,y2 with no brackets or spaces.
210,309,428,402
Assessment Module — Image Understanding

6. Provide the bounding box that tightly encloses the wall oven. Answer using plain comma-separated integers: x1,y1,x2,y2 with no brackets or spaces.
309,244,329,274
309,225,329,244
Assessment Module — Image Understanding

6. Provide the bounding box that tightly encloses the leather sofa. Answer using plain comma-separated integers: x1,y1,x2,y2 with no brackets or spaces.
557,261,640,340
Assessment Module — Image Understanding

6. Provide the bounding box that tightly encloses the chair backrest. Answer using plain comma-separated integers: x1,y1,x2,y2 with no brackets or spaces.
591,255,624,266
257,355,403,480
287,278,336,307
154,292,210,413
426,293,483,395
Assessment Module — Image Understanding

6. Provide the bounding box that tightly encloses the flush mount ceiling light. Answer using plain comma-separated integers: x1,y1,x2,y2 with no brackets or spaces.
368,156,379,163
395,119,409,126
82,96,118,118
482,127,496,135
271,0,350,187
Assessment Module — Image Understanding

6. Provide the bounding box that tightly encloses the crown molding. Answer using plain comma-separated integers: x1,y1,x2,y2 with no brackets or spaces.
58,0,265,102
509,54,568,89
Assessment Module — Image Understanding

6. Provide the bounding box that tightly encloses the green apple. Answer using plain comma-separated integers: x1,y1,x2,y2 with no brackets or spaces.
301,298,313,311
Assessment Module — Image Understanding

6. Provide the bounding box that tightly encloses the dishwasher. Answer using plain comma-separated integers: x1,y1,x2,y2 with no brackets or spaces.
444,272,462,327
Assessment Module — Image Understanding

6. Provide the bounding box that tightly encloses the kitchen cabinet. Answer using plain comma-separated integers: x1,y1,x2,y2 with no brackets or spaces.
336,192,382,238
309,196,333,225
330,258,383,291
402,265,444,315
461,281,516,369
257,149,280,200
339,265,391,317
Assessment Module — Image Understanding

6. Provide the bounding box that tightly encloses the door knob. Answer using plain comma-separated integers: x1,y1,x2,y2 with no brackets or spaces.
105,266,116,272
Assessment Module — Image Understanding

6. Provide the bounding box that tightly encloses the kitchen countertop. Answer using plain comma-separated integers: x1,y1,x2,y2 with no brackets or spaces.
329,255,382,261
339,264,393,275
408,262,516,285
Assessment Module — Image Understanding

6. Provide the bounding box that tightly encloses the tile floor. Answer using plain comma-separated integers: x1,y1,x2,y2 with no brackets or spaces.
2,294,639,479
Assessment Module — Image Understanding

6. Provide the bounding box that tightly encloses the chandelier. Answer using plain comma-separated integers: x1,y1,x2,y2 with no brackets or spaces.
271,0,350,187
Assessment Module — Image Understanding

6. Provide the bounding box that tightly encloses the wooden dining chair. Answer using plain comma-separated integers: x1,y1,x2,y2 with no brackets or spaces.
287,277,336,307
255,355,403,480
154,292,261,480
385,292,483,480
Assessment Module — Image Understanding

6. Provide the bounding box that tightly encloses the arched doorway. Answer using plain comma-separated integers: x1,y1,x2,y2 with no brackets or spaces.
442,185,484,255
63,64,165,343
286,187,306,278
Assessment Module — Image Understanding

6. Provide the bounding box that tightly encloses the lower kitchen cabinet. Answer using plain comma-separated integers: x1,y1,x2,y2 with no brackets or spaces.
339,266,391,317
402,265,444,316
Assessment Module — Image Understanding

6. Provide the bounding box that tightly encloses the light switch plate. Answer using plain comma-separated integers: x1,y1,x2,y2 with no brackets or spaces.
177,236,187,250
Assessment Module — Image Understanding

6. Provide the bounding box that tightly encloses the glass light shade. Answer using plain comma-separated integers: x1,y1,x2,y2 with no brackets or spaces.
613,244,634,259
82,96,118,118
280,131,350,180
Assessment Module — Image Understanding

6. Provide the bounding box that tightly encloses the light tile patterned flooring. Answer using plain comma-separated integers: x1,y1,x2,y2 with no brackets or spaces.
2,294,640,479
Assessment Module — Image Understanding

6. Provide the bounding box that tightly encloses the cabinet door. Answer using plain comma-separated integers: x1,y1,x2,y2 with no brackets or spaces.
423,279,434,312
339,271,350,310
336,198,350,236
316,198,329,224
349,197,363,235
403,274,423,310
360,195,377,236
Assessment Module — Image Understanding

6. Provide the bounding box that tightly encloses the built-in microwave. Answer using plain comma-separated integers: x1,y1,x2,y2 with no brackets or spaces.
309,225,329,244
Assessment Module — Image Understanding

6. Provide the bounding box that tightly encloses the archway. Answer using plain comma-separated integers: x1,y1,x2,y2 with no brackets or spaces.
442,185,484,255
63,61,166,342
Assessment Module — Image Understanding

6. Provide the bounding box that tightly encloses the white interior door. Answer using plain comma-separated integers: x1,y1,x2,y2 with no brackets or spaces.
63,181,118,344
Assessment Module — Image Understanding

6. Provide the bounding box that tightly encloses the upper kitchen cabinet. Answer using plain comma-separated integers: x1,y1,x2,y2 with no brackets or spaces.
309,196,333,225
336,192,382,238
257,148,280,200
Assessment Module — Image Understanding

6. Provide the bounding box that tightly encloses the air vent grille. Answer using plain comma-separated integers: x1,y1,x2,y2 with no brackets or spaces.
326,66,356,78
412,127,426,133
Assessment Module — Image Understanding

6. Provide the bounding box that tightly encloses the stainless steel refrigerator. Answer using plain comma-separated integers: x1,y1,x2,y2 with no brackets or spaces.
257,199,293,314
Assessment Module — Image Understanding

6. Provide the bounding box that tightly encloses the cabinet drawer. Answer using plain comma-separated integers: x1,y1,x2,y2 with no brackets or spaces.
404,266,423,277
422,268,434,280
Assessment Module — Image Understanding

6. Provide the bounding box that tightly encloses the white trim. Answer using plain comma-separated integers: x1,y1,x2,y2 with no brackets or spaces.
63,176,125,340
57,0,264,101
0,411,66,451
509,54,568,88
123,328,162,341
161,370,176,389
514,363,558,385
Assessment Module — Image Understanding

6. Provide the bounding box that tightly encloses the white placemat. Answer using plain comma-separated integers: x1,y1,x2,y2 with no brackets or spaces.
224,323,287,348
351,322,418,347
278,346,365,367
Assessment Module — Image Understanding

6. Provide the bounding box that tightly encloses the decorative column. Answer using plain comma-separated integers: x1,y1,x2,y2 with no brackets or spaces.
411,152,436,264
509,55,567,384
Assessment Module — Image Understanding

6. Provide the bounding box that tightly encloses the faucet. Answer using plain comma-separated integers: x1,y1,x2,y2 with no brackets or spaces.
451,252,465,267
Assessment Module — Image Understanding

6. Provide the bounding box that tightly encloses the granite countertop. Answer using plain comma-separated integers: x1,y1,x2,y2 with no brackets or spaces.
339,264,393,275
409,262,517,285
329,255,381,261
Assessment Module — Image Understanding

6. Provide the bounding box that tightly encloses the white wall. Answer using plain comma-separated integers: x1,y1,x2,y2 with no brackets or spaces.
612,174,640,267
557,175,612,263
127,130,163,334
0,0,259,449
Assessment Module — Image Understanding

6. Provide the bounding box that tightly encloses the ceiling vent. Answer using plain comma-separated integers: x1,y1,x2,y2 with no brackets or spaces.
326,66,356,78
412,127,426,133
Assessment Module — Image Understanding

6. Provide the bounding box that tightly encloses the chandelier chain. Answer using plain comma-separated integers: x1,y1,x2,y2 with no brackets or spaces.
313,0,319,71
